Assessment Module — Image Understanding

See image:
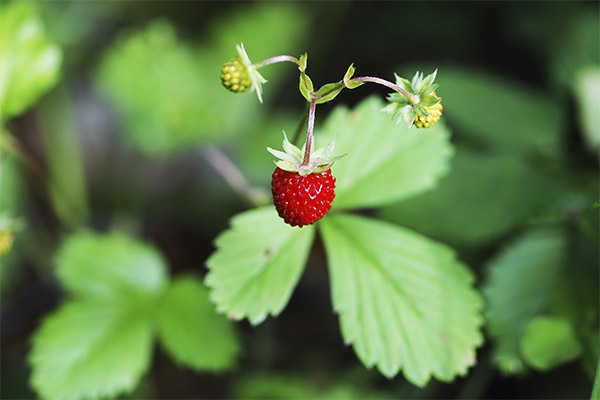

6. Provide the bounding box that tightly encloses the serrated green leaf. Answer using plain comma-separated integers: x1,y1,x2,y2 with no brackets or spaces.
320,214,483,386
0,2,62,122
299,72,314,102
483,228,566,374
314,82,345,104
378,148,558,247
56,231,167,300
30,300,153,400
205,207,315,325
574,66,600,152
519,315,582,371
156,275,239,372
318,97,453,209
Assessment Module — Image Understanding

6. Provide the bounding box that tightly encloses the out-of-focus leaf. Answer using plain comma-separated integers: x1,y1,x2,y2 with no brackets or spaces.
95,3,308,156
427,65,565,158
206,207,315,325
378,148,557,248
55,231,167,301
232,372,393,400
592,356,600,400
519,315,582,371
30,300,153,400
320,214,483,385
574,66,600,152
156,275,239,372
483,228,566,374
0,2,62,122
318,97,453,210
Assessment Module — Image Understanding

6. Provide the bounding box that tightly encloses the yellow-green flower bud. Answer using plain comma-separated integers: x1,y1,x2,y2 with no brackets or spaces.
221,57,252,93
415,94,443,129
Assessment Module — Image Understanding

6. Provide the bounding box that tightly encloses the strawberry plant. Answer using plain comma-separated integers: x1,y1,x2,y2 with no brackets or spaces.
1,2,598,399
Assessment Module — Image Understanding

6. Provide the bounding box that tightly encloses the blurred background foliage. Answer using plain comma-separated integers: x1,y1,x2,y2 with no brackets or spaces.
0,1,598,399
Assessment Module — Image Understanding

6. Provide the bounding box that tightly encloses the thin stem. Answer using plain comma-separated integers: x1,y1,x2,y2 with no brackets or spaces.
254,55,300,69
350,76,419,103
202,146,269,207
301,97,317,168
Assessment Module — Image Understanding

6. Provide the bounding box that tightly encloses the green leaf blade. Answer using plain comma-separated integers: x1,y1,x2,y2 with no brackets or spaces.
320,214,483,386
319,97,453,210
156,275,239,372
56,231,168,300
0,2,62,122
30,300,153,400
205,207,315,325
483,228,566,374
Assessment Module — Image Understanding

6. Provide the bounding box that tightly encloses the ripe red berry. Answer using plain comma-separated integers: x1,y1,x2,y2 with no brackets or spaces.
271,168,336,227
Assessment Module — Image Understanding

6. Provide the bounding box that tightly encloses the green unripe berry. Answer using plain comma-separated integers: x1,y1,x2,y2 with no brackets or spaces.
415,94,443,129
221,57,252,93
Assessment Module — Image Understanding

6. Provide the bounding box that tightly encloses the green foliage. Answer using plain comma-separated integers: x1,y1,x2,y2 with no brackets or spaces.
483,229,566,374
55,232,167,300
574,66,600,152
231,372,392,400
378,149,556,247
30,231,239,400
519,316,582,371
30,300,154,400
205,207,315,325
593,357,600,400
320,214,483,386
319,97,453,210
0,2,62,122
156,275,239,371
95,4,307,156
434,66,565,158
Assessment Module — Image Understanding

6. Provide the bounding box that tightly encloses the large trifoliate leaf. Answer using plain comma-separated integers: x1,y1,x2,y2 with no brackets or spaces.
30,300,154,400
55,231,167,301
378,148,557,248
483,228,566,374
428,65,565,158
317,97,453,210
319,214,483,386
0,2,62,122
156,275,239,371
206,207,315,325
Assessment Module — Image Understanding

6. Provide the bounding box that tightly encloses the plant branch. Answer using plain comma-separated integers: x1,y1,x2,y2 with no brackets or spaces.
254,55,300,69
301,97,317,168
202,146,269,207
350,76,419,103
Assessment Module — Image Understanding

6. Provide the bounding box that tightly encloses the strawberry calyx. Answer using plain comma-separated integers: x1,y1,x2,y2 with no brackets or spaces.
267,132,346,176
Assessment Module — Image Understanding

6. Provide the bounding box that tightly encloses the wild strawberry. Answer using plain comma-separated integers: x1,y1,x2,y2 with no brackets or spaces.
271,168,336,227
267,133,345,227
415,95,443,129
221,57,252,93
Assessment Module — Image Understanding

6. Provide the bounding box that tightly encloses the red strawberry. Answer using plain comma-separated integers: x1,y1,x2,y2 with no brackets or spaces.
267,133,345,227
271,168,336,227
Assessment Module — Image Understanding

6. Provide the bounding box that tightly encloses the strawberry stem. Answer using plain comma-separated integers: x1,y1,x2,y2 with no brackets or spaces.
301,97,317,168
254,55,301,69
350,76,419,104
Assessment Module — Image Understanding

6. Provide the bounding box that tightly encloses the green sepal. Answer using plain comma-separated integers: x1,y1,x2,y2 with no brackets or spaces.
415,105,429,116
420,94,441,107
314,82,344,104
394,73,413,92
344,64,364,89
299,72,314,102
298,53,308,72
